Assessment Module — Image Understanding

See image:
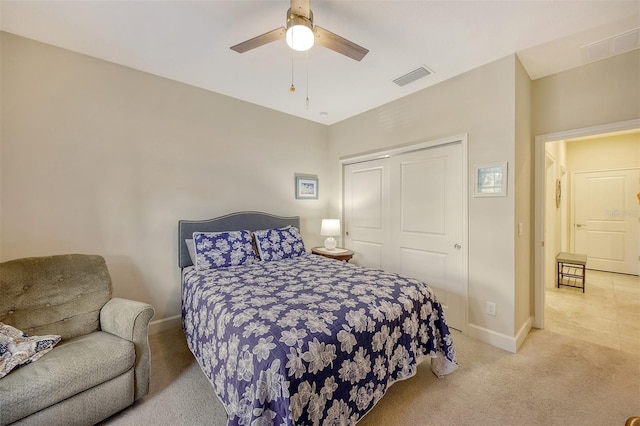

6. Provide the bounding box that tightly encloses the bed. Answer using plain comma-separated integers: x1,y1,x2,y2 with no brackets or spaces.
179,211,457,426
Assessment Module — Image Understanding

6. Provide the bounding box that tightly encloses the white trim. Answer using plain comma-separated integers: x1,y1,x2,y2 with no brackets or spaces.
535,119,640,144
149,314,181,335
467,317,531,353
340,134,469,165
466,324,517,353
515,316,533,351
461,137,469,335
533,119,640,329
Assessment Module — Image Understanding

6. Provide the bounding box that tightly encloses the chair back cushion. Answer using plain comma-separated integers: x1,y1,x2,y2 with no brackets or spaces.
0,254,112,340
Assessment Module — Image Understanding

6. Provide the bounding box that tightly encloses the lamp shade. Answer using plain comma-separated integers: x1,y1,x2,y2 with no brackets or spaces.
286,21,314,51
320,219,341,236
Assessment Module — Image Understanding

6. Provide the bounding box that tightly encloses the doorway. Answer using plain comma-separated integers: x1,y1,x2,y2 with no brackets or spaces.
534,119,640,330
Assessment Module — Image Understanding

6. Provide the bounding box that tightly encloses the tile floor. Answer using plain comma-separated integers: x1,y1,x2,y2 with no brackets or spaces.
545,269,640,356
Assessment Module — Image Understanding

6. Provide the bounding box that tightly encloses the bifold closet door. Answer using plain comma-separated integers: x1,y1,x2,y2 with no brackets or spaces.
343,142,465,331
388,143,464,330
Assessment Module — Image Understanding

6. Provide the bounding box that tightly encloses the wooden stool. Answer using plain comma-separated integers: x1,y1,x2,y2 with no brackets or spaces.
556,252,587,292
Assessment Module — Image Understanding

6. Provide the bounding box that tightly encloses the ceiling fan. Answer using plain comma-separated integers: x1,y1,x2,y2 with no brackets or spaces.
230,0,369,62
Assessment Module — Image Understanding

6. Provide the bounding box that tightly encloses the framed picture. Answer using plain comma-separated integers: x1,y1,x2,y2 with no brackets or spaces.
295,176,318,199
474,162,507,197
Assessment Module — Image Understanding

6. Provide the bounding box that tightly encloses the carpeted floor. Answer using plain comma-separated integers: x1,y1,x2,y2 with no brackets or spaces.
101,326,640,426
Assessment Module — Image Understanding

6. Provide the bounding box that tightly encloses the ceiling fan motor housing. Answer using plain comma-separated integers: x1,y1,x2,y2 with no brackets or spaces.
286,8,314,29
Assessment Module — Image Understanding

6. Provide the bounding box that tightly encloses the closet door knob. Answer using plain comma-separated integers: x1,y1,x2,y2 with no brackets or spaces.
454,244,461,250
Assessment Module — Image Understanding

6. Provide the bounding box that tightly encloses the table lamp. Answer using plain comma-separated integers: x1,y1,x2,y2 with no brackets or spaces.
320,219,341,250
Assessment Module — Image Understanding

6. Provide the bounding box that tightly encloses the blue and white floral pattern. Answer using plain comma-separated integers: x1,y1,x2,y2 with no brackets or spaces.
253,226,306,261
193,230,257,271
182,254,457,426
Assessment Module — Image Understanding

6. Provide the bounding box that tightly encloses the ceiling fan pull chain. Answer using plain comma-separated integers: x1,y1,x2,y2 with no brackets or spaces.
306,51,310,109
290,53,296,93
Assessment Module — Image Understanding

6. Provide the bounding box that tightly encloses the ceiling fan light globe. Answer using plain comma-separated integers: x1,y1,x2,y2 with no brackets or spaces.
286,24,314,51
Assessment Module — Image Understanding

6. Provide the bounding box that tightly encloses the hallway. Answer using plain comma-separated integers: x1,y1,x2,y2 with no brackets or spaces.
545,270,639,356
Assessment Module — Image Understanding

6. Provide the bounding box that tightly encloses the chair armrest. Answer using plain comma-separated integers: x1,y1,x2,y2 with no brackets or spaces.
100,298,155,401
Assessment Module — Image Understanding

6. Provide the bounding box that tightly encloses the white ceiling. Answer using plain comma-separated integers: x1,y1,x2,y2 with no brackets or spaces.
1,1,639,125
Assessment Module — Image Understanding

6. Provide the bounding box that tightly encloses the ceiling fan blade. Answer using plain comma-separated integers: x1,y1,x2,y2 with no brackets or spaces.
290,0,311,19
230,27,286,53
313,26,369,61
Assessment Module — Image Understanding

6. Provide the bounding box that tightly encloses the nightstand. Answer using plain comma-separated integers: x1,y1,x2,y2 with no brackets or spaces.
311,247,354,262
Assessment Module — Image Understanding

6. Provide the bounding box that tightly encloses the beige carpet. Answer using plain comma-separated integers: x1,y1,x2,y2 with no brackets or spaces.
102,326,640,426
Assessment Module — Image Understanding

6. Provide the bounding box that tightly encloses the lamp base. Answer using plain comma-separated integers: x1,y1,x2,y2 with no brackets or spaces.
323,236,337,250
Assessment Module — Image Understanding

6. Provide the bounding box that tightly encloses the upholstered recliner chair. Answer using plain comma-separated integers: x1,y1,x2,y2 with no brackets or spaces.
0,254,154,425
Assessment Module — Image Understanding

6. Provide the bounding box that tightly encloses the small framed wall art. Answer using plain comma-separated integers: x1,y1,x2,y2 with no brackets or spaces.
473,162,508,197
295,175,319,199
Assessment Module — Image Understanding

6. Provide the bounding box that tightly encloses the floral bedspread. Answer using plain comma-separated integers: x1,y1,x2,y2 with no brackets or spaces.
182,254,457,426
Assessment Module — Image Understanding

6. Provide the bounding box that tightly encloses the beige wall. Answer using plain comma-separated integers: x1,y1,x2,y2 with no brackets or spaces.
0,32,329,326
328,56,520,348
567,131,640,172
532,49,640,136
514,56,532,337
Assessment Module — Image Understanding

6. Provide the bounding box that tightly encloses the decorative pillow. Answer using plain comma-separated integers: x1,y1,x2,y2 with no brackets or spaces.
253,226,306,261
0,322,61,379
193,230,257,271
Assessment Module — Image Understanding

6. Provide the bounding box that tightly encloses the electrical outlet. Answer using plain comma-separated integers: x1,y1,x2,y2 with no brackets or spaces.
486,301,496,316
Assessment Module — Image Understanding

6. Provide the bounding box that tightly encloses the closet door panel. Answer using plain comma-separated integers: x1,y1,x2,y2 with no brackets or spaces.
344,159,389,270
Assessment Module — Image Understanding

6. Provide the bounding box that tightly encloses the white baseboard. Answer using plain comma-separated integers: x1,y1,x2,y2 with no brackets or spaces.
467,324,514,353
467,317,533,353
149,315,181,335
515,316,533,351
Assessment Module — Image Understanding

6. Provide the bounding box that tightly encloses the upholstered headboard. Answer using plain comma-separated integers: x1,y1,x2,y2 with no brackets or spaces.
178,211,300,268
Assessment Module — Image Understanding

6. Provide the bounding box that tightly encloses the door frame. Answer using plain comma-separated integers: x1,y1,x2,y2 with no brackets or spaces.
533,119,640,329
340,134,469,333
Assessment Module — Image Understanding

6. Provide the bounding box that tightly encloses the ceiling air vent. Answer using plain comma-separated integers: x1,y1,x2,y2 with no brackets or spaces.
393,66,433,87
581,28,640,64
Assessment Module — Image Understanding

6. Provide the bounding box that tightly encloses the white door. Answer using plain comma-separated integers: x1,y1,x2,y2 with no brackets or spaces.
388,143,465,330
573,168,639,275
343,159,390,270
343,141,466,331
